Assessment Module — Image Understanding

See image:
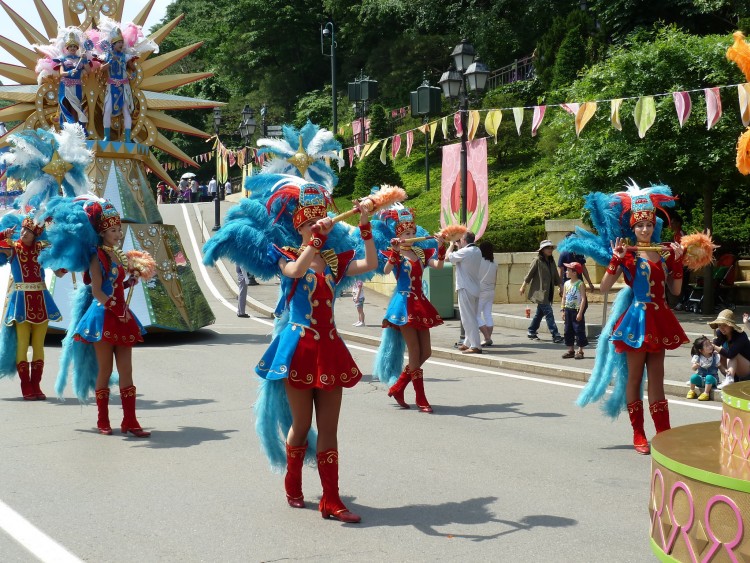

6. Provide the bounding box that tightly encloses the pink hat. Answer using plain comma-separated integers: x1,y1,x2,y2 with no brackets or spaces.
564,262,583,274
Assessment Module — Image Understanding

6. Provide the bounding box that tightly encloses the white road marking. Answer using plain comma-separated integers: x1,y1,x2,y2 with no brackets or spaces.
0,500,82,562
182,206,722,415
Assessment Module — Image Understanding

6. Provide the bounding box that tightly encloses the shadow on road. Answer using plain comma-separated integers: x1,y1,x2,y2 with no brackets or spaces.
128,426,238,449
433,402,566,420
343,496,577,540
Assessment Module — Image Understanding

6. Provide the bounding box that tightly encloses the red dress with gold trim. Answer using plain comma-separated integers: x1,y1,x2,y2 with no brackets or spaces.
611,252,688,353
381,247,443,330
256,246,362,390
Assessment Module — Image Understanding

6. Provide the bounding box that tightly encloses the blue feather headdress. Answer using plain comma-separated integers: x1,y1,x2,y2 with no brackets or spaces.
38,195,101,273
256,121,343,189
1,124,91,212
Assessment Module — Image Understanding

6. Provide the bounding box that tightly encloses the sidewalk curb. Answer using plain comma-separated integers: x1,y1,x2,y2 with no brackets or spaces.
194,205,696,401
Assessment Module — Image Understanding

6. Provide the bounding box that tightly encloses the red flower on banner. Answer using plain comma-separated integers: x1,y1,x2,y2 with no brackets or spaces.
450,171,477,214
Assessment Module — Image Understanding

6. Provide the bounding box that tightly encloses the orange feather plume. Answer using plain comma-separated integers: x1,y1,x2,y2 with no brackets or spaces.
125,250,157,280
681,232,718,271
436,224,467,242
727,31,750,82
362,185,407,213
737,128,750,175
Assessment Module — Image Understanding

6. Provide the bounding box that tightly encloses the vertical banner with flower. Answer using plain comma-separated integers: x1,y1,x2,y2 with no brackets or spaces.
440,138,488,239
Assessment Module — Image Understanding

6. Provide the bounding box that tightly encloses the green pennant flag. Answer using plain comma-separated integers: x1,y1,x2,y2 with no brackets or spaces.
634,96,656,139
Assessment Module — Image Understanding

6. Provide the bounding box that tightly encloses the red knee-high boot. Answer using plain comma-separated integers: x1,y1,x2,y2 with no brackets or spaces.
120,386,151,437
95,388,112,435
650,399,671,434
627,400,650,455
17,362,33,400
411,368,433,413
29,360,46,400
317,450,361,523
285,442,307,508
387,366,411,409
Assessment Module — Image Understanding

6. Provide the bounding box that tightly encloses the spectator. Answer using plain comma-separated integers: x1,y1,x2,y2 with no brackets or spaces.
156,181,166,204
711,309,750,388
352,279,365,327
208,176,218,199
199,181,208,202
190,178,199,202
236,265,250,318
225,180,232,196
560,261,588,359
520,239,563,343
447,231,483,354
558,232,595,295
477,241,498,347
178,177,189,200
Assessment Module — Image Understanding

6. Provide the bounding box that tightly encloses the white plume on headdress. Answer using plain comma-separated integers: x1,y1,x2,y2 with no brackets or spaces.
95,15,159,57
33,27,89,84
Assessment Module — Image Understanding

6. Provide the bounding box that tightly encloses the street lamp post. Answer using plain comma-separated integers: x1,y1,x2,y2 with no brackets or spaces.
321,22,337,134
410,75,442,191
348,71,378,149
238,104,257,143
212,107,222,231
439,39,490,225
260,104,268,137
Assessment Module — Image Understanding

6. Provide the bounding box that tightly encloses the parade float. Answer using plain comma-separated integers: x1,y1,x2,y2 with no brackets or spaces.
0,0,216,331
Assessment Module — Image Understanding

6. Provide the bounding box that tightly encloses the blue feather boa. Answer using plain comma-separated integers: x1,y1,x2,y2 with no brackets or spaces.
372,327,406,385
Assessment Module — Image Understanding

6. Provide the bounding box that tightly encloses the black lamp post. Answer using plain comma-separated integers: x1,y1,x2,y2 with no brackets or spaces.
239,104,257,143
212,107,222,231
348,71,378,149
439,39,490,225
321,22,337,134
260,104,268,137
410,75,442,191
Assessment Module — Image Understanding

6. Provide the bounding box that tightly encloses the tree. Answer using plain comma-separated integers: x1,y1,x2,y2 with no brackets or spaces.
353,104,402,198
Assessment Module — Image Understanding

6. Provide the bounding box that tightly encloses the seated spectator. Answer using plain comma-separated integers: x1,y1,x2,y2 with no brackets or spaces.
711,309,750,389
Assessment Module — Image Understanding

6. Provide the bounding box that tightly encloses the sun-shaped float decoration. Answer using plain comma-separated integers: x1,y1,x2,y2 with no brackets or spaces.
0,0,217,186
0,0,217,332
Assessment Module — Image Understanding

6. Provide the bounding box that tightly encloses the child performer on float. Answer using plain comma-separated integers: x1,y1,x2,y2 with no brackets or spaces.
0,214,63,400
560,183,713,455
374,209,447,413
41,197,151,437
99,27,135,143
56,32,91,133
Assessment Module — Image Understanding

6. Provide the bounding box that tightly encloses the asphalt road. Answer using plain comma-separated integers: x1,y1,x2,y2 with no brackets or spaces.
0,203,721,562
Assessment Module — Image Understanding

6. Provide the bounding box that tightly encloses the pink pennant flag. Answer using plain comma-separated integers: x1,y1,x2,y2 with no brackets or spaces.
561,103,579,116
406,130,414,157
392,134,401,159
673,91,692,128
354,143,361,157
705,87,722,130
531,106,546,137
228,151,236,167
401,107,407,117
453,112,463,136
391,109,398,118
347,147,355,166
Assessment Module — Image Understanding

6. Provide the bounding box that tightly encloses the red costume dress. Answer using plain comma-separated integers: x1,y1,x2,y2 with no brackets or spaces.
381,247,443,330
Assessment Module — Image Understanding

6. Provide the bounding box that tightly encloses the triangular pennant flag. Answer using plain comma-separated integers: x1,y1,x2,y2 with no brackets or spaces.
430,121,437,144
380,139,388,165
672,91,692,128
392,134,401,159
365,140,381,158
561,103,579,115
418,123,428,134
575,102,597,137
512,107,524,136
359,143,370,160
468,110,480,141
705,87,722,130
228,151,236,167
348,147,355,166
354,144,361,157
484,110,502,143
738,84,750,127
454,112,462,136
406,130,414,157
634,96,656,138
531,106,546,137
442,116,448,139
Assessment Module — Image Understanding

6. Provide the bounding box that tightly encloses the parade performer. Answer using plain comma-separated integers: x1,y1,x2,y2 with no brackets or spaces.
0,213,62,400
99,27,135,142
204,174,378,523
35,29,93,133
41,196,151,437
560,182,713,455
372,208,446,413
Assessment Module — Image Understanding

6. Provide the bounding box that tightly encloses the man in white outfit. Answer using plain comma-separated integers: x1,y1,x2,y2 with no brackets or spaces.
447,231,483,353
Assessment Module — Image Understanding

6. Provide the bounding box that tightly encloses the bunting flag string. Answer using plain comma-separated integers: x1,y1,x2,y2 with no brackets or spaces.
531,105,546,137
739,84,750,127
705,87,722,129
673,91,692,127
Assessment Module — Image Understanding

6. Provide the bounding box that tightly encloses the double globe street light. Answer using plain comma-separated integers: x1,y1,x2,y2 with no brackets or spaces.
438,39,490,225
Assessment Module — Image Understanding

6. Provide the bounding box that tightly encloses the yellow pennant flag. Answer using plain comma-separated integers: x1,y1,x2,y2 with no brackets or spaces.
468,110,480,140
365,140,381,158
634,96,657,139
380,139,388,164
430,121,438,144
512,107,524,135
739,84,750,127
575,102,597,137
611,99,623,131
441,116,448,139
359,143,371,160
484,110,502,143
418,123,428,134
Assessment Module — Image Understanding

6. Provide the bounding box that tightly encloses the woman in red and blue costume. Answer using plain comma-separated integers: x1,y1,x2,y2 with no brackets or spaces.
378,208,446,412
0,215,62,400
61,198,149,437
257,182,377,523
599,188,688,454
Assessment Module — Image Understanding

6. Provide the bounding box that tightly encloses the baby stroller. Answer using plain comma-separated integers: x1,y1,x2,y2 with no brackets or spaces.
176,187,191,203
684,254,736,313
